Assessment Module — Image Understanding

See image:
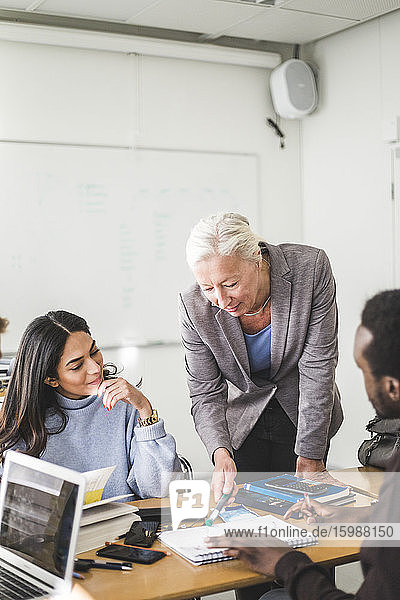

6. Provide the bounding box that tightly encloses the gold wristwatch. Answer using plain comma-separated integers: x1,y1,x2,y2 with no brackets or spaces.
138,409,159,427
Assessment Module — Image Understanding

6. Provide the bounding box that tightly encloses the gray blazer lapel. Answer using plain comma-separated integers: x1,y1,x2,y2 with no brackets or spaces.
215,310,250,376
267,244,292,380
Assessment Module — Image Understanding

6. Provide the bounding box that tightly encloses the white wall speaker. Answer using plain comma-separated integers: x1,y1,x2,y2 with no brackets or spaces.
270,59,318,119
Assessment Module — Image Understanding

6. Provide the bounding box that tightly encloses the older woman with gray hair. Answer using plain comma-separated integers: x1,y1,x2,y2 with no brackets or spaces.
180,213,343,502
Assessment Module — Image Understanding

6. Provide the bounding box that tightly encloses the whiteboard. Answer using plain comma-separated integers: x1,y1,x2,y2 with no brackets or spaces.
1,144,259,348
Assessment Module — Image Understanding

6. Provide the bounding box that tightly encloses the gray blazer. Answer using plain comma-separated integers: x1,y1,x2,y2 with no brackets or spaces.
179,242,343,461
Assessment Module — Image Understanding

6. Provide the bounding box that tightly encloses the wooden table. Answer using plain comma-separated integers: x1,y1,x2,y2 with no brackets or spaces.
78,469,383,600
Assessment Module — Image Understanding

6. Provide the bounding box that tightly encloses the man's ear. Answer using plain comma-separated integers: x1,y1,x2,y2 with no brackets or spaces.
44,376,59,389
382,377,400,402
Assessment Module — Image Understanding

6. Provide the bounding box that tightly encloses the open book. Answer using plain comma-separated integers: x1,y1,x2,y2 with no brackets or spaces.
159,514,317,566
77,466,140,554
82,465,129,505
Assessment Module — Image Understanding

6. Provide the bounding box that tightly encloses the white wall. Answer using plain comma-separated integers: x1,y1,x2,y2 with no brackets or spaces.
137,54,302,244
0,38,302,472
0,42,136,145
302,11,400,467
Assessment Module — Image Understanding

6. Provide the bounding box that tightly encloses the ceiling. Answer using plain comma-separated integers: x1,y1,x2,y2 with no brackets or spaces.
0,0,399,48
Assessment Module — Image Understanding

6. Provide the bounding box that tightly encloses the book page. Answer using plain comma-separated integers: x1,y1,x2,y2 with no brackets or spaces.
82,465,116,504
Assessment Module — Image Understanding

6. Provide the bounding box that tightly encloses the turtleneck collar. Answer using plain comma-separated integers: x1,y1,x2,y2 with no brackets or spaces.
54,390,99,410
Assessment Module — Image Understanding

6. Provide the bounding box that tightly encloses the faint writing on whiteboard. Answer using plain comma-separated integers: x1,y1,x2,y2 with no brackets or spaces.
119,224,138,273
11,254,23,270
78,183,107,214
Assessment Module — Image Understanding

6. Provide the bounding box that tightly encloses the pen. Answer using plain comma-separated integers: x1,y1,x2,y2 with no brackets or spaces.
94,562,132,571
304,493,311,509
93,562,132,571
104,541,171,556
205,488,234,527
74,559,132,571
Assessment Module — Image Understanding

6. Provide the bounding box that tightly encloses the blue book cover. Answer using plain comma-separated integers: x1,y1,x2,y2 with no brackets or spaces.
244,474,350,504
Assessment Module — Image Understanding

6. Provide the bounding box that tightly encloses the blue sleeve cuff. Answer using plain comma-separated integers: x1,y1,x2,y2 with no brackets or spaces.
134,418,167,441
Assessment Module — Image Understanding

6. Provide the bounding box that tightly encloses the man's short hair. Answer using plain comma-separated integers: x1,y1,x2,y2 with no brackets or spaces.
361,290,400,380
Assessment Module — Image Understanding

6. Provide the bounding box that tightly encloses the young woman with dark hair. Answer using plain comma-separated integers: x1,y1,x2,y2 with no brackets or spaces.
0,310,180,498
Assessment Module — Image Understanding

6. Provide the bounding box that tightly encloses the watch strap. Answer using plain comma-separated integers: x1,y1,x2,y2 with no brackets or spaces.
138,408,159,427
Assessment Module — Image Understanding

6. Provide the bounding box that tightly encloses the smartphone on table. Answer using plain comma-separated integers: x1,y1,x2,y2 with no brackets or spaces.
97,544,166,564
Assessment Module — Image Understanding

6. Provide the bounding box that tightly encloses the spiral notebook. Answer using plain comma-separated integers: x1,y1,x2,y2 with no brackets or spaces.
159,514,317,566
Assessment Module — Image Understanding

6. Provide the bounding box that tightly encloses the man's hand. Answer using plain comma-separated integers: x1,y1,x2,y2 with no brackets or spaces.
212,448,238,503
284,496,347,524
206,535,291,575
285,498,372,525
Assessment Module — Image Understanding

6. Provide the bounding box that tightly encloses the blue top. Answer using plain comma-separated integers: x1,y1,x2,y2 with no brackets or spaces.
244,324,271,374
10,391,180,499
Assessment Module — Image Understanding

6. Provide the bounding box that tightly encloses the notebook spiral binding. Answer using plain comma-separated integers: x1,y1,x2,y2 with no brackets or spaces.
197,551,233,564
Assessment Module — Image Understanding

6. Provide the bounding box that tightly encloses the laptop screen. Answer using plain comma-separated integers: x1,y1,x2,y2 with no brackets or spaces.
0,461,79,578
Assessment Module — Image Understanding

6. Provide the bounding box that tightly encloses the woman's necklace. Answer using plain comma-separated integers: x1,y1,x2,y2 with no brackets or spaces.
244,295,271,317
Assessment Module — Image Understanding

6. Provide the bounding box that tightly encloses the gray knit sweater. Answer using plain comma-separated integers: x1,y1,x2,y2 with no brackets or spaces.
33,391,180,499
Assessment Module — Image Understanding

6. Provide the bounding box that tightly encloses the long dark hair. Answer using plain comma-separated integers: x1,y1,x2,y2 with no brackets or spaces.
0,310,113,461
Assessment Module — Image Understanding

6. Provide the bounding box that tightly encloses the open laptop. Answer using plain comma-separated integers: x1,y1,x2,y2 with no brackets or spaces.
0,450,85,599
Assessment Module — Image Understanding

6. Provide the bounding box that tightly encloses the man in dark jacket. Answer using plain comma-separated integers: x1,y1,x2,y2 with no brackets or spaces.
208,289,400,600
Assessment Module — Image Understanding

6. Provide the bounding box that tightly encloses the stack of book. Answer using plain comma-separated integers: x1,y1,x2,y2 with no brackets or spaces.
0,360,11,401
77,499,140,553
244,473,355,506
0,359,12,374
0,376,10,400
76,466,140,553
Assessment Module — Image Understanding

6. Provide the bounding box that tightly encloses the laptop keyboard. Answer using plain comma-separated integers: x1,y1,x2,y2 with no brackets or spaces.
0,566,48,599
